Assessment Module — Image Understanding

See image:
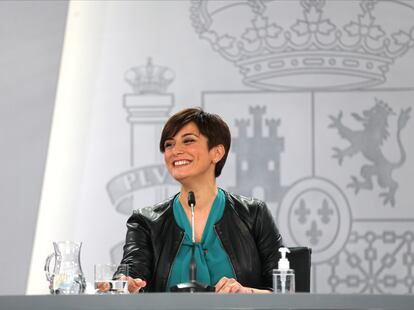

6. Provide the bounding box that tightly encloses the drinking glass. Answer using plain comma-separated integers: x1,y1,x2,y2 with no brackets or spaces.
94,264,129,294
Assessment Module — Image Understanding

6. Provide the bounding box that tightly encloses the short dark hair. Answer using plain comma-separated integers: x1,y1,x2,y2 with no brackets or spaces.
159,107,231,177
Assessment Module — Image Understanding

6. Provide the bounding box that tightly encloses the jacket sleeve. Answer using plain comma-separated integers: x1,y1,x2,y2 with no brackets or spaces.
253,201,284,289
118,212,154,282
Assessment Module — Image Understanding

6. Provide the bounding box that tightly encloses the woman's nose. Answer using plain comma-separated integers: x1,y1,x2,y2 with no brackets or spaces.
171,143,184,155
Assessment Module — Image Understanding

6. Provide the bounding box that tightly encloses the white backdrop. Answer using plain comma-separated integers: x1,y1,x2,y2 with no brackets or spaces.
29,0,414,294
0,1,67,294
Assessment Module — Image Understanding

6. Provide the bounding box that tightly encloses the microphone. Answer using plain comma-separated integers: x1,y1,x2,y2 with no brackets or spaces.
169,191,214,293
188,191,196,281
188,191,196,208
188,191,196,244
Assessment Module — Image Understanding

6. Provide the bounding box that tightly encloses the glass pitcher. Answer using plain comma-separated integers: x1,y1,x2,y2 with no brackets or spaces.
44,241,86,294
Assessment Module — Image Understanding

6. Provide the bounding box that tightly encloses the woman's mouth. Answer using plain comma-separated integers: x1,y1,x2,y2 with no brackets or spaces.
173,160,191,167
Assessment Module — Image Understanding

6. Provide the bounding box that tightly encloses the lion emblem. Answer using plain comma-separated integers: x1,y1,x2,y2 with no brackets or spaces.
329,99,411,206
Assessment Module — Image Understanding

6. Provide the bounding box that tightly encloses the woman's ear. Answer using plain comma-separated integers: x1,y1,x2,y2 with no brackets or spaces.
212,144,225,163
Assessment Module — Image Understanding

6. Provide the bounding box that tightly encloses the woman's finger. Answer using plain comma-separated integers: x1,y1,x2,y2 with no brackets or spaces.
133,278,147,292
225,280,239,294
215,277,229,292
96,281,111,293
230,282,242,293
128,277,146,294
217,278,244,294
217,278,237,293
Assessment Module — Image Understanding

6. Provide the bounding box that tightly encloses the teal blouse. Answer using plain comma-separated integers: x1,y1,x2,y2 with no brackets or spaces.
167,189,235,290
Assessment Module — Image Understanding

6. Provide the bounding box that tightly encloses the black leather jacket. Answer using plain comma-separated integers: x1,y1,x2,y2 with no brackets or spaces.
119,190,283,292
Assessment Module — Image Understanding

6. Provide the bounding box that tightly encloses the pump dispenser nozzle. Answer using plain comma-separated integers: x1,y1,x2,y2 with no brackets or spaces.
278,247,290,270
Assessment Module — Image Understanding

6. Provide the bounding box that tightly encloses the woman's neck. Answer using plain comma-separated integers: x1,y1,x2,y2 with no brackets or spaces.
179,182,218,212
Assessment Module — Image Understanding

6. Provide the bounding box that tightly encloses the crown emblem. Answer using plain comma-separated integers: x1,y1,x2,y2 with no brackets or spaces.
190,0,414,90
125,58,175,94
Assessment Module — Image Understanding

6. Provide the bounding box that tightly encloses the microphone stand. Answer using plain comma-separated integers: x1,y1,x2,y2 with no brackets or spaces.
170,192,215,293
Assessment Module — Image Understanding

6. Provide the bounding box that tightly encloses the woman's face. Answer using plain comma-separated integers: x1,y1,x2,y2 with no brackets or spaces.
163,122,221,185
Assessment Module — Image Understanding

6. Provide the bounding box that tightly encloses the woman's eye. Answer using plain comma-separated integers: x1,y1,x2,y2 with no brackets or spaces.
164,142,174,149
183,138,195,144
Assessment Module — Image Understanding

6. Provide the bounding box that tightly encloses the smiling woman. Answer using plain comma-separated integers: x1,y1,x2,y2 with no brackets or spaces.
160,110,229,189
112,107,284,293
160,108,231,178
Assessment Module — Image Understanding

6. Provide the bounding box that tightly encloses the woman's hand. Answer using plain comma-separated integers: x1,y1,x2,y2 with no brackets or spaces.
123,275,147,294
95,275,146,294
215,277,252,294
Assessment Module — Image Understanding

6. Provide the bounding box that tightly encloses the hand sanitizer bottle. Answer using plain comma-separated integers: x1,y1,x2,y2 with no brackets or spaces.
273,247,295,293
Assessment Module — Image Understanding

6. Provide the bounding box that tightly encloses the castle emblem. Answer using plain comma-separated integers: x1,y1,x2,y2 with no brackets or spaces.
230,106,285,203
329,100,411,206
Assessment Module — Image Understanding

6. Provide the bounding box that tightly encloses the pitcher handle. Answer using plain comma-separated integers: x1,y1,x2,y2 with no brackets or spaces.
44,253,55,282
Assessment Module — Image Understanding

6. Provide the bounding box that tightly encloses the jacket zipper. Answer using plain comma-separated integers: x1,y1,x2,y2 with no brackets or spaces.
214,226,237,281
165,231,185,289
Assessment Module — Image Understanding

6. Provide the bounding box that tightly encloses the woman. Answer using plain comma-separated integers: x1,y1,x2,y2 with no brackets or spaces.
117,108,283,293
